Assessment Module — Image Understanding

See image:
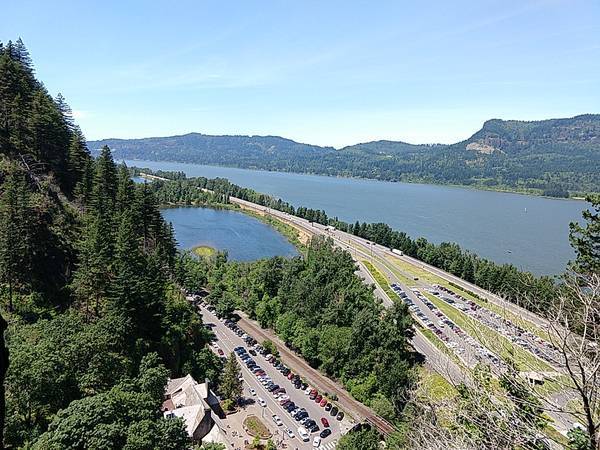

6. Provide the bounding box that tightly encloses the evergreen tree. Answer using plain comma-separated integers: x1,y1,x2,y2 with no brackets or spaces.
91,146,117,216
66,126,91,195
569,194,600,276
0,165,32,311
220,352,242,402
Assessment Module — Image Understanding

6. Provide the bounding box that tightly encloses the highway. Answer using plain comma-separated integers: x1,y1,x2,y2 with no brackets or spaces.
141,173,573,436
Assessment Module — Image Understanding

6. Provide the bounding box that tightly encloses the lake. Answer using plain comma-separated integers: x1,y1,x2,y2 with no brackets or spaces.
125,159,586,275
160,207,299,261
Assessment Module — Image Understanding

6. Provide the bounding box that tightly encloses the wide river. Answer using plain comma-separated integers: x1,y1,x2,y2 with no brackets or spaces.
125,159,586,275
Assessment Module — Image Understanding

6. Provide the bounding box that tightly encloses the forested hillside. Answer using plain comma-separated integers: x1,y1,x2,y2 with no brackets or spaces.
0,39,220,448
90,115,600,197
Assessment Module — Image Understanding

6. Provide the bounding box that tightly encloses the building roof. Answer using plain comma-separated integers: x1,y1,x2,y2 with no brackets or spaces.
164,404,205,437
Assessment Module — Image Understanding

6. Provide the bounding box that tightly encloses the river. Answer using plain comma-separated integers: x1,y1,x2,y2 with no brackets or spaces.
125,159,585,275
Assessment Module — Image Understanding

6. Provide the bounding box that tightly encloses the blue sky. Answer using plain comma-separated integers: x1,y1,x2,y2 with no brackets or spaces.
2,0,599,147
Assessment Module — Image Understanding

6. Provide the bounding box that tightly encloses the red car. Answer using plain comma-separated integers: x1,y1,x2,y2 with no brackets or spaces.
315,394,323,403
217,349,224,356
287,372,294,380
321,417,330,427
319,398,327,407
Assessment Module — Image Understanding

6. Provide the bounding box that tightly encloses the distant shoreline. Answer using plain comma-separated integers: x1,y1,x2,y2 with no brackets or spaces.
122,157,588,201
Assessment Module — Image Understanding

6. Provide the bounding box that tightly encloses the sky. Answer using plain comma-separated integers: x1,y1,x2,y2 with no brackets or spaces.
2,0,599,148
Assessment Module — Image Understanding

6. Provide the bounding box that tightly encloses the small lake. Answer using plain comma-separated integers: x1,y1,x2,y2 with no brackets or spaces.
126,159,587,275
160,207,299,261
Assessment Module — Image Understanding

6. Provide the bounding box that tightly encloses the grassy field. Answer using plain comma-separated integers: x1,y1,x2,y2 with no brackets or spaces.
362,260,398,300
418,366,457,401
192,245,216,258
422,291,552,372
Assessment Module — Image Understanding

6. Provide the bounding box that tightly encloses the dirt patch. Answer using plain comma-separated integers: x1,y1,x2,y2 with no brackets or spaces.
243,415,272,439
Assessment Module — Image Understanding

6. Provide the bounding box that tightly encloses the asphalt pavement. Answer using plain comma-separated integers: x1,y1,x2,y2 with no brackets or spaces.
200,305,343,450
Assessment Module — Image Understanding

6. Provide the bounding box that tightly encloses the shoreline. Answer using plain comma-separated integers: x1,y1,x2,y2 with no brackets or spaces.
122,157,591,201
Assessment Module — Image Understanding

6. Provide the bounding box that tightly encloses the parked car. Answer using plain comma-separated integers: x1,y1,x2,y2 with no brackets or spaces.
320,428,332,439
249,388,256,396
330,406,338,417
313,436,321,447
297,427,310,442
320,417,329,427
257,398,267,407
272,414,283,426
319,398,327,407
315,394,322,403
336,411,344,421
325,403,332,412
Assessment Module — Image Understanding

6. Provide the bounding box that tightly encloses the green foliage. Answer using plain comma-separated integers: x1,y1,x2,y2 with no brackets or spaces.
92,114,600,196
139,169,561,315
220,352,243,402
567,427,591,450
569,194,600,276
31,356,189,450
200,443,226,450
197,237,417,420
0,40,221,449
261,339,279,357
337,428,381,450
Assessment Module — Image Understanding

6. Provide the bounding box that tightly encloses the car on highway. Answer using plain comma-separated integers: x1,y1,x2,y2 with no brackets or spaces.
320,417,329,427
257,398,267,407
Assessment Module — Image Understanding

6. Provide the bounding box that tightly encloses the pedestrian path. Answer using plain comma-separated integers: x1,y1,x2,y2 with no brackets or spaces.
318,439,337,450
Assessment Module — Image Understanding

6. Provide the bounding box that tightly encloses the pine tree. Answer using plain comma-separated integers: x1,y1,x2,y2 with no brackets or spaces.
0,166,32,311
91,146,117,218
71,213,113,316
66,126,91,195
220,352,242,402
54,93,74,131
569,195,600,276
115,163,135,215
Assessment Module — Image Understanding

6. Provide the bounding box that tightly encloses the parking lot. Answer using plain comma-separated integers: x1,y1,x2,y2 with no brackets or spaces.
200,304,347,450
391,283,504,370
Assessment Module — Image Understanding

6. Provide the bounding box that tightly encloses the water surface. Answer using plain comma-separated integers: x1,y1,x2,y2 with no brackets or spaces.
126,159,585,275
160,207,299,261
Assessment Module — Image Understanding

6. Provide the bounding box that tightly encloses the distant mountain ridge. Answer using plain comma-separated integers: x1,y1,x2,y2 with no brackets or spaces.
89,114,600,197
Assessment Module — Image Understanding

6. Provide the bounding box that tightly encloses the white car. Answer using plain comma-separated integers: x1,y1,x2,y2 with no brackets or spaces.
286,428,295,439
305,387,312,395
258,398,267,407
249,388,256,396
272,414,283,426
298,427,310,442
313,436,321,447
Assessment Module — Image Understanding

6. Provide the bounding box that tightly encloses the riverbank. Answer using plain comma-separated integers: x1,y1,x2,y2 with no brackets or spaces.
126,158,594,200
